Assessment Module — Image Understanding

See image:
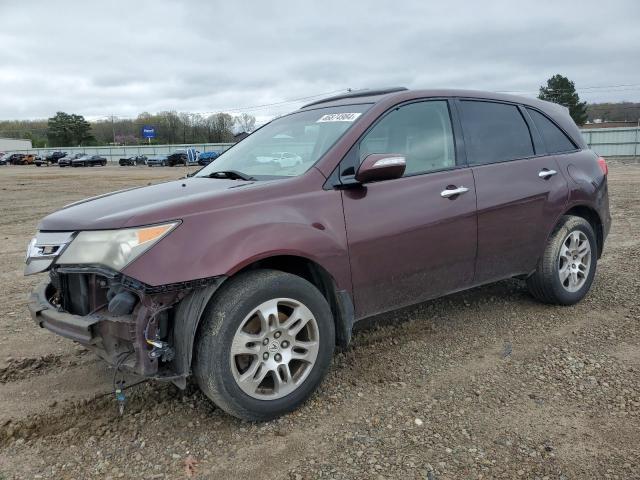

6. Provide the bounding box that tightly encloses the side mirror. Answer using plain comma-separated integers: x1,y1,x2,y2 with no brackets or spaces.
355,154,406,184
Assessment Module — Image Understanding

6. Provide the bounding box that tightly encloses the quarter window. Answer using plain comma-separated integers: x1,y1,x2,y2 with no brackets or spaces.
526,108,576,154
359,101,455,176
459,100,534,165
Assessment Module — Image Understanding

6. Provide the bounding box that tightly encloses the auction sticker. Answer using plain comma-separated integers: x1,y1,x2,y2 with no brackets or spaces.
317,112,362,122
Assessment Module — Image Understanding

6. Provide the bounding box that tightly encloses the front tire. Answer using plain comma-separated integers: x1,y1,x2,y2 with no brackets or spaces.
526,215,597,305
194,269,335,421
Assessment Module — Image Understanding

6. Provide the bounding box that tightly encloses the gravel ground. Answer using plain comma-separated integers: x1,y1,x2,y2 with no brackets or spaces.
0,164,638,479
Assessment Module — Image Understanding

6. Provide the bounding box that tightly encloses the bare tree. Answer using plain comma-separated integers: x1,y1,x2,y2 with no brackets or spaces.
234,113,256,133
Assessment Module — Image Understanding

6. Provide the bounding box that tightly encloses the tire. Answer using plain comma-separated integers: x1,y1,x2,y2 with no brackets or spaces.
194,269,335,421
526,215,597,305
101,161,107,166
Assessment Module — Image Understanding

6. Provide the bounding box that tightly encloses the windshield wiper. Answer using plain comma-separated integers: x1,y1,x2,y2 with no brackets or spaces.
206,170,256,181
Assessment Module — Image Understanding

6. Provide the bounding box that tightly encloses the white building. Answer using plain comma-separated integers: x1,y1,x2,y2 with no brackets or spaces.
0,137,32,152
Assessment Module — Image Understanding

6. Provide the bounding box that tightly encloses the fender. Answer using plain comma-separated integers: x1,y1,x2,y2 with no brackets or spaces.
170,278,226,388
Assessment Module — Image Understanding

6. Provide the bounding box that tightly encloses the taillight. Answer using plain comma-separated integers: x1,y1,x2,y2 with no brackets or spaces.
597,156,608,176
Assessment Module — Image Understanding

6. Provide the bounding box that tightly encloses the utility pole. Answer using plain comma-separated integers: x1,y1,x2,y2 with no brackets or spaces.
635,118,639,158
111,115,116,145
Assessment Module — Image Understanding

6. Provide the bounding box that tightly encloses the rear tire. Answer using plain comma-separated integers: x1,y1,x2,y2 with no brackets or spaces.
526,215,597,305
194,269,335,421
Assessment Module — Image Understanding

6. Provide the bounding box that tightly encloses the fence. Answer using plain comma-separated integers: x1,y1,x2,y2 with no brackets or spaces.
8,128,640,161
580,126,640,157
10,143,235,164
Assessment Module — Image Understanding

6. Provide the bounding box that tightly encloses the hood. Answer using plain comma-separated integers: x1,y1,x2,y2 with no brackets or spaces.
39,177,256,231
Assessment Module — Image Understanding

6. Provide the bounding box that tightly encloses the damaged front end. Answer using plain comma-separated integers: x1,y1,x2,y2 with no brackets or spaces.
26,229,224,388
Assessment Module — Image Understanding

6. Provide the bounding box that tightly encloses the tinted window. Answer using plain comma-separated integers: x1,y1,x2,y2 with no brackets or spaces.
359,101,455,176
459,101,534,165
526,108,576,154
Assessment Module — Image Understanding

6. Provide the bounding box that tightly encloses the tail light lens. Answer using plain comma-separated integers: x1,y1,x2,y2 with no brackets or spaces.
597,156,608,176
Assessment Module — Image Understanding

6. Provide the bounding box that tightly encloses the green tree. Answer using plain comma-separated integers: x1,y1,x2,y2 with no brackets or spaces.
538,74,588,125
47,112,95,147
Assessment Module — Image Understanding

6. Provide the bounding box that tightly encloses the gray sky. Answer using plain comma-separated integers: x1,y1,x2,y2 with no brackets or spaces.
1,0,639,121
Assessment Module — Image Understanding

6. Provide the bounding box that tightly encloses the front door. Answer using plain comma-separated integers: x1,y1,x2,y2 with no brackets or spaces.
340,100,478,319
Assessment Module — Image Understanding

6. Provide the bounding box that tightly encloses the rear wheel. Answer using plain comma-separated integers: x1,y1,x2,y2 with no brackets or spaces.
526,215,597,305
194,269,335,421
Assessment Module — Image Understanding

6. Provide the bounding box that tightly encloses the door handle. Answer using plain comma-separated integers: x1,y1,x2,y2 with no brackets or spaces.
538,169,557,179
440,186,469,198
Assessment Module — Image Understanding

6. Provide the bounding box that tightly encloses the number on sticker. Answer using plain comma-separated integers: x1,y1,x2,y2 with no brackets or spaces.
317,113,362,123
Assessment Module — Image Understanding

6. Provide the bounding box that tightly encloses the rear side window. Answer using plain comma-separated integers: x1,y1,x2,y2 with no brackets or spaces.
359,100,455,176
526,108,576,154
459,100,534,165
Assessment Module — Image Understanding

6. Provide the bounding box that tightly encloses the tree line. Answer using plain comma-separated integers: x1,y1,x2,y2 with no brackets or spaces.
1,75,637,148
0,111,257,148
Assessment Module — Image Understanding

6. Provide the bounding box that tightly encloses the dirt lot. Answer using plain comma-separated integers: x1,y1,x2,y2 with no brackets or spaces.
0,164,638,479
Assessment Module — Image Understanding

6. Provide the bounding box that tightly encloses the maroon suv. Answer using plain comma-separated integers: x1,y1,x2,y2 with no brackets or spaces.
26,88,611,420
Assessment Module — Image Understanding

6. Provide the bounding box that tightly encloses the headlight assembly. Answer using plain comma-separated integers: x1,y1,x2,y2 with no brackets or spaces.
57,222,179,271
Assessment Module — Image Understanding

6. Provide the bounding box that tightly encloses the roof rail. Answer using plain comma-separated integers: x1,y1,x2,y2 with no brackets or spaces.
301,87,408,109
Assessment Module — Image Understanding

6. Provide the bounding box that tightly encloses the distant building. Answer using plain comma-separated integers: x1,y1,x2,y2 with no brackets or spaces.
234,131,250,142
583,121,639,129
0,137,32,151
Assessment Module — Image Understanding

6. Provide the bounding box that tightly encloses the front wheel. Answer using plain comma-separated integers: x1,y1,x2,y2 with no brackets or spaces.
194,269,335,421
526,215,597,305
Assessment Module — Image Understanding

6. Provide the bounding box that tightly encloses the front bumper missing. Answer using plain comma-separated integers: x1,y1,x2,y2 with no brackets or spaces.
27,271,224,385
29,281,99,343
27,278,179,379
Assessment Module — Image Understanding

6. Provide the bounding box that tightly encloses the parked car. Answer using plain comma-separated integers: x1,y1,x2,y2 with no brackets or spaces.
20,154,38,165
119,155,148,166
72,155,107,167
146,155,169,167
7,153,25,165
198,151,220,166
36,151,67,166
167,150,188,167
58,153,86,167
25,88,611,421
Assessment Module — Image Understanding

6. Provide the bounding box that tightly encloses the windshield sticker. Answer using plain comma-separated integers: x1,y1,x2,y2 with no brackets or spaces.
316,112,362,123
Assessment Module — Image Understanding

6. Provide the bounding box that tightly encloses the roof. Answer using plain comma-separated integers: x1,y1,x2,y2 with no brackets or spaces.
300,87,559,111
298,87,585,150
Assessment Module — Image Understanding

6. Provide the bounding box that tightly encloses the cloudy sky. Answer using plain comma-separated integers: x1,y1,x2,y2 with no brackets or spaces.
1,0,639,122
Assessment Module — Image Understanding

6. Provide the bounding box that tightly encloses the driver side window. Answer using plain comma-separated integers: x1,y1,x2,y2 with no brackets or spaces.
359,100,455,176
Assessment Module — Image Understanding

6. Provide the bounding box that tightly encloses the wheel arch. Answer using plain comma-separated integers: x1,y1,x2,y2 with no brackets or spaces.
171,254,354,389
232,254,354,349
562,204,604,258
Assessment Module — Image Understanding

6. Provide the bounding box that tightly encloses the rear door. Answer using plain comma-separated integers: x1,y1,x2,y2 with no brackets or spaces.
340,99,477,318
456,99,569,284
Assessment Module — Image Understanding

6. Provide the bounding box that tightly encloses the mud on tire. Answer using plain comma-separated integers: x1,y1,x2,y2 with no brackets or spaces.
194,269,335,421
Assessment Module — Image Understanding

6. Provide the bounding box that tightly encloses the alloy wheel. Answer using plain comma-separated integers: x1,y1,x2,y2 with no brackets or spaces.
558,230,591,292
230,298,320,400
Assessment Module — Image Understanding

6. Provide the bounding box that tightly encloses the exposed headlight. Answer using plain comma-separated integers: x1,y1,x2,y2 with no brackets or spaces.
57,222,179,271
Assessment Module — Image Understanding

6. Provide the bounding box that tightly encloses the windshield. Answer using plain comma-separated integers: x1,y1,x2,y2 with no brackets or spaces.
196,104,370,179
